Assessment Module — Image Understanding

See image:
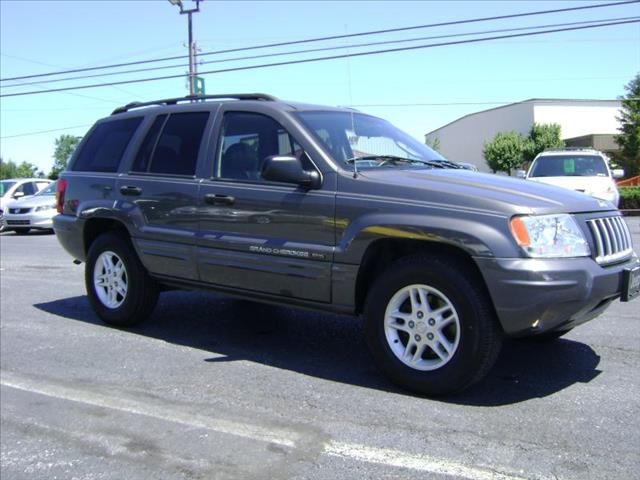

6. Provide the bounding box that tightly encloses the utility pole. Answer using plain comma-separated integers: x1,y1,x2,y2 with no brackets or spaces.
168,0,202,96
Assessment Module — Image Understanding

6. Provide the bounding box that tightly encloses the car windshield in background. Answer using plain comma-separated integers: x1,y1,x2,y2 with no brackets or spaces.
296,111,447,169
37,182,57,196
0,181,17,195
530,155,608,177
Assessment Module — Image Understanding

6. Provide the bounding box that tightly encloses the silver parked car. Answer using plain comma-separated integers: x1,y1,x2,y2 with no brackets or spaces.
4,181,58,234
0,178,52,232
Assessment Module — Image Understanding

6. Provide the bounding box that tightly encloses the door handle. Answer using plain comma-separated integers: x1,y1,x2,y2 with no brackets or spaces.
120,185,143,196
204,194,235,205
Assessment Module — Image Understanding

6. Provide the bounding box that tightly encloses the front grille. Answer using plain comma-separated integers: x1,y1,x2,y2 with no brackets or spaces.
8,208,31,214
587,216,633,265
7,220,30,226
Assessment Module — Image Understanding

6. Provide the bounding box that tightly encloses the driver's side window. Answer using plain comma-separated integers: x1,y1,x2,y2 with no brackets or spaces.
22,182,37,196
14,183,35,197
217,112,301,181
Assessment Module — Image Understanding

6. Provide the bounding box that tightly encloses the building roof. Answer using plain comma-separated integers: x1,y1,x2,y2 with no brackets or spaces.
425,98,621,137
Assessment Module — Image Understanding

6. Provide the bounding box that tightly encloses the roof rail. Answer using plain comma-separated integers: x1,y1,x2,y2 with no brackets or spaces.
111,93,278,115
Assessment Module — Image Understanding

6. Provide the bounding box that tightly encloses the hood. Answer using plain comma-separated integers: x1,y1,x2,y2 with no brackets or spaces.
1,195,33,210
5,194,56,209
356,168,613,216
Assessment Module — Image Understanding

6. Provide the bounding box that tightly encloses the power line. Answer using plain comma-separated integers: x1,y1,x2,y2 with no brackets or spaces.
6,97,640,139
1,0,637,82
0,53,139,103
4,15,637,89
2,18,638,99
0,124,92,139
346,99,636,107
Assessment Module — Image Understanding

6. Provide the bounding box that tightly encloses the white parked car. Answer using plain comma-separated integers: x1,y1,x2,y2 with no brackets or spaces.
3,181,57,234
0,178,52,232
521,148,624,207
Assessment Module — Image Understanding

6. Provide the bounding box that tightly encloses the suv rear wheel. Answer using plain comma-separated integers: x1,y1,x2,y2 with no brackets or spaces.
85,232,158,326
364,254,503,396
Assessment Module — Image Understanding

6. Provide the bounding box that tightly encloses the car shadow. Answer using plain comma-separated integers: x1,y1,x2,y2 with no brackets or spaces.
0,229,54,236
34,291,601,406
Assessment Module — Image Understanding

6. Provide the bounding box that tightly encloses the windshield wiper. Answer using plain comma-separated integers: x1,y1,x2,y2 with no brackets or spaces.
434,159,464,169
345,155,448,168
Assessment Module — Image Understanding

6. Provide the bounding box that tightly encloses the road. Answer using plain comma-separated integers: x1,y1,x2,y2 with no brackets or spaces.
1,220,639,480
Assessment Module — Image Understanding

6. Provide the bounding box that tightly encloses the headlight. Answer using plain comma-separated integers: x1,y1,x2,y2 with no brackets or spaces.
35,204,56,212
510,214,590,258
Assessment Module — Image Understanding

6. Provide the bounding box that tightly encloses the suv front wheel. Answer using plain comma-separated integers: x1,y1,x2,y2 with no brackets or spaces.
364,254,503,396
85,232,159,326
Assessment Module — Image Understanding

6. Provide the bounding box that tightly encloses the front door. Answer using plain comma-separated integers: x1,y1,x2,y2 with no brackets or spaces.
197,111,335,302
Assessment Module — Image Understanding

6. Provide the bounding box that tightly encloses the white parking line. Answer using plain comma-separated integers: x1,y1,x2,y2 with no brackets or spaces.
324,442,530,480
1,371,298,448
1,371,534,480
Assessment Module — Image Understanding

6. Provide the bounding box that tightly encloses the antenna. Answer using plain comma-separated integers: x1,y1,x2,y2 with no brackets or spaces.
349,110,359,178
344,24,358,179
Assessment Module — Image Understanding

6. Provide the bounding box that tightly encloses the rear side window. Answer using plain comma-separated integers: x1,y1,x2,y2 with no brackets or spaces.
131,115,167,172
132,112,209,176
73,117,143,172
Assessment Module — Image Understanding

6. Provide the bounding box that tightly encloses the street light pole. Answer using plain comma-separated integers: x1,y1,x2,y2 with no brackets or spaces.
168,0,201,96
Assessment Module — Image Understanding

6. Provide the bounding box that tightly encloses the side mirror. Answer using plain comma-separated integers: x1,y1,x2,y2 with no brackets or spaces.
612,169,625,179
516,170,527,179
261,155,321,189
12,191,25,199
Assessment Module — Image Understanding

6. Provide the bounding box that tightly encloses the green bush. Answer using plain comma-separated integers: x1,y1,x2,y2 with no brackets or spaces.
620,187,640,210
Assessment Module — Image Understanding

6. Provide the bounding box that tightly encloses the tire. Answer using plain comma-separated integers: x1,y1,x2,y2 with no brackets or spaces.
85,232,159,327
13,228,30,235
363,254,503,396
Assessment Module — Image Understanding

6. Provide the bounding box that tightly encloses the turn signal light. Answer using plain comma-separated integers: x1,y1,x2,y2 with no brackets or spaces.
510,217,531,247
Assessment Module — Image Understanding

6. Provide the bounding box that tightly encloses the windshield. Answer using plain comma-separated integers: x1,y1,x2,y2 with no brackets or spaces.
37,182,57,196
529,155,609,177
296,111,447,169
0,181,17,196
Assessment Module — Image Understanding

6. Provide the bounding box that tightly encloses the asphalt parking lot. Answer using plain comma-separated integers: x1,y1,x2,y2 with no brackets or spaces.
1,220,639,480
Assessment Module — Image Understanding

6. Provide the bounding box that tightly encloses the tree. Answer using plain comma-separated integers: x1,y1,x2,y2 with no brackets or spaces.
49,134,81,179
426,136,441,152
0,158,18,180
483,131,526,174
614,73,640,178
523,123,564,164
0,158,43,180
15,161,40,178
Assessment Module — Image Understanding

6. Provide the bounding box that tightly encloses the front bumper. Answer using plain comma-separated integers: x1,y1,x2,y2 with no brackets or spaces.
475,254,639,336
5,210,55,229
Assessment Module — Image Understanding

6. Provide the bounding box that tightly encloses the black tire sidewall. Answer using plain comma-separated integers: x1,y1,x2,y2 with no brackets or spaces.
85,233,149,326
364,256,497,395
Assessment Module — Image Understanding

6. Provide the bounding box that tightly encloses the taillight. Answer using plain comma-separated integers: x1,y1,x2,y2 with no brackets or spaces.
56,178,67,214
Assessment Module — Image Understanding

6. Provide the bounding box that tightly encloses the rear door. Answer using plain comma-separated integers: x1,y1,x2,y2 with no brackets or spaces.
197,110,335,302
117,110,212,281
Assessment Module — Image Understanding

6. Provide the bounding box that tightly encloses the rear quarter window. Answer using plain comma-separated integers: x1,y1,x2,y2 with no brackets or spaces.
73,117,143,172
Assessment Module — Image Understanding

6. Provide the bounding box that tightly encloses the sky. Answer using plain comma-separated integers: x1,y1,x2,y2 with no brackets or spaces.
1,0,639,174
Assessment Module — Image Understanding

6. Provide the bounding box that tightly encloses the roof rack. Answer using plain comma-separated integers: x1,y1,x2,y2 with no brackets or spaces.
111,93,278,115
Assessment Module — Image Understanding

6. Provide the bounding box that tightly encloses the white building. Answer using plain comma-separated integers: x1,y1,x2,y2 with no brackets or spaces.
424,99,622,172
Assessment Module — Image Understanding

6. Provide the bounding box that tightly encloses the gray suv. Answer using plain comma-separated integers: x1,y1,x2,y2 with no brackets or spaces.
53,94,640,396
